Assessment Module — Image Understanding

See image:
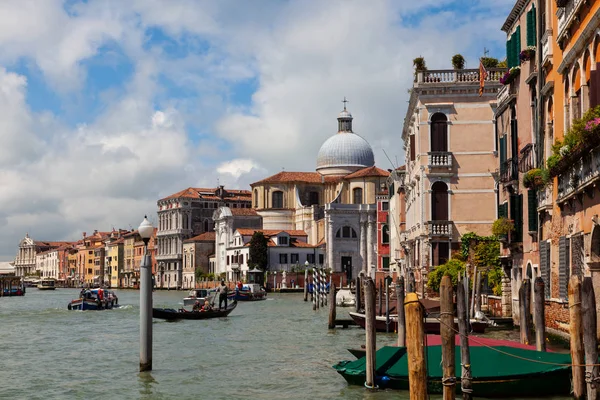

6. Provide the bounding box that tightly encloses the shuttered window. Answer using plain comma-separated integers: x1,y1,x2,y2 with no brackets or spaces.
410,135,415,161
498,202,508,219
527,189,538,232
571,235,584,278
499,136,507,174
591,64,600,108
514,26,521,68
510,194,523,242
527,6,537,47
506,37,512,69
540,241,550,299
558,236,568,300
388,183,394,199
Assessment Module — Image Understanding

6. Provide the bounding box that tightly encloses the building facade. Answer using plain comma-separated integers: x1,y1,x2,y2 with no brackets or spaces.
401,65,505,294
377,190,390,271
386,167,407,275
13,234,73,277
156,186,252,289
182,232,216,289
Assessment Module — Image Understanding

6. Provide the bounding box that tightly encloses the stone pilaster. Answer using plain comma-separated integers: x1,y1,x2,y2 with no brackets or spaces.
360,213,367,273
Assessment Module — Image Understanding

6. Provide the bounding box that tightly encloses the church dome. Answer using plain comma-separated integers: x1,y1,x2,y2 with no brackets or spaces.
316,104,375,176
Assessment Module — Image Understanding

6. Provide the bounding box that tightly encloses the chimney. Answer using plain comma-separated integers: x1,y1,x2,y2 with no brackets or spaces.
82,232,87,238
94,229,98,235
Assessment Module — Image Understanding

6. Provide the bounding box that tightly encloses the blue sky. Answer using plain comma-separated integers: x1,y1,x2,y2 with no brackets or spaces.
0,0,515,259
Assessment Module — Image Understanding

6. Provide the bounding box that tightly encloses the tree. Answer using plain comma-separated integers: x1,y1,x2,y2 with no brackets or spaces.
427,258,466,292
248,231,269,271
452,54,465,70
481,57,499,69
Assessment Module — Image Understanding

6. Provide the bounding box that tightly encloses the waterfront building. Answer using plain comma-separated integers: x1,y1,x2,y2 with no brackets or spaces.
497,0,541,319
76,230,110,286
104,230,127,288
376,188,390,272
13,234,74,277
36,249,59,279
386,167,407,275
250,106,389,280
401,63,504,295
156,186,252,289
122,231,138,288
182,232,216,289
536,0,600,336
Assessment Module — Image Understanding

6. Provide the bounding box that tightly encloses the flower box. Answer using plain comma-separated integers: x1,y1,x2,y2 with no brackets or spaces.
500,66,521,86
519,46,536,63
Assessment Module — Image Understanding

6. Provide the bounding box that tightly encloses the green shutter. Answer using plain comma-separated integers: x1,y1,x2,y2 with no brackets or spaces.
516,194,523,242
530,6,537,47
499,136,507,174
506,38,512,69
498,202,508,218
515,26,522,66
527,189,538,232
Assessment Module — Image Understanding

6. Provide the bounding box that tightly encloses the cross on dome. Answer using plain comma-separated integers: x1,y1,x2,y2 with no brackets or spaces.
342,97,349,110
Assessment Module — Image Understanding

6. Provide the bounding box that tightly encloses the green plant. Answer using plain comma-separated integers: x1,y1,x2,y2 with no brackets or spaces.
523,168,545,189
413,56,427,81
248,231,269,271
481,57,499,69
492,217,514,236
497,59,507,68
427,258,466,292
452,54,465,70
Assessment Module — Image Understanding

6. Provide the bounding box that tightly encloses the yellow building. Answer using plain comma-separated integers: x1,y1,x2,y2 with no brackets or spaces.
105,231,126,289
76,230,110,286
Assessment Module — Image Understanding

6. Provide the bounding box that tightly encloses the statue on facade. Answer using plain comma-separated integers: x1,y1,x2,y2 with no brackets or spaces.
281,270,287,289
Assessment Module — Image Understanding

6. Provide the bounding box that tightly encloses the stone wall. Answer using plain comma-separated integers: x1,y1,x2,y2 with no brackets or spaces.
544,299,570,334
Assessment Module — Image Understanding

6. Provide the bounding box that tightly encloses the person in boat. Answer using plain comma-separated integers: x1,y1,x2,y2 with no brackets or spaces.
218,280,229,310
201,300,212,312
237,281,243,290
79,288,86,299
192,300,201,312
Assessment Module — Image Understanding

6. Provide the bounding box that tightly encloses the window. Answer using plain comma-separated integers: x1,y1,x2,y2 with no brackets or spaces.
204,220,209,232
431,181,449,221
279,236,288,245
308,191,319,206
319,254,324,265
306,254,315,264
410,135,415,161
279,254,288,264
526,5,536,47
382,201,389,211
432,242,450,267
227,256,230,265
353,187,363,204
272,191,284,208
382,257,390,270
336,226,358,238
291,254,299,263
382,225,389,244
430,113,448,152
254,190,258,208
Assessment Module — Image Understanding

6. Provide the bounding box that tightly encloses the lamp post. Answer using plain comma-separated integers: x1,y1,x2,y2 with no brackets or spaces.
138,215,154,372
304,261,309,301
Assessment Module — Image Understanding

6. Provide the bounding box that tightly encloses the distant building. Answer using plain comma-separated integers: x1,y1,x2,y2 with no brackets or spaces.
13,233,74,277
182,232,216,289
75,230,111,286
156,186,252,289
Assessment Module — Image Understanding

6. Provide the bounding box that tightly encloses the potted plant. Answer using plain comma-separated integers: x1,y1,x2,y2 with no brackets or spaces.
413,56,427,81
523,168,545,189
519,46,536,63
452,54,465,70
492,217,514,242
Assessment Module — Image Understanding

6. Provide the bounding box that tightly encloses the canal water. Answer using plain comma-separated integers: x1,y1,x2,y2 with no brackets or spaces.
0,289,570,400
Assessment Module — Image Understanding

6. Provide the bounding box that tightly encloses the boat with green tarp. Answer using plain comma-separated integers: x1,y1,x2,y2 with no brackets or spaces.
333,345,573,398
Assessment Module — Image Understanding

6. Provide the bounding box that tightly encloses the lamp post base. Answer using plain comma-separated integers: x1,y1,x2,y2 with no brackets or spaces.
140,362,152,372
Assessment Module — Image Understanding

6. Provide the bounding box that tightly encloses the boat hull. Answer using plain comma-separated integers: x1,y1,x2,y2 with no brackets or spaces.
348,312,487,334
153,301,237,320
233,290,266,301
38,286,56,290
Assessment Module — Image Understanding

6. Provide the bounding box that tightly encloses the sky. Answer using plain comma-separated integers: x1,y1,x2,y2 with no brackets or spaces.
0,0,516,260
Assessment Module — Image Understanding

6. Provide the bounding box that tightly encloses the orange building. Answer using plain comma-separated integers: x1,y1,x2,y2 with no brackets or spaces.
538,0,600,336
76,230,110,286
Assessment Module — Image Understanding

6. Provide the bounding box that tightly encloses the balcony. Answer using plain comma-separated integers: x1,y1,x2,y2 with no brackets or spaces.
428,152,453,169
537,184,554,212
156,253,183,261
557,0,585,42
518,144,534,173
557,146,600,202
426,221,452,238
417,68,505,85
500,158,519,184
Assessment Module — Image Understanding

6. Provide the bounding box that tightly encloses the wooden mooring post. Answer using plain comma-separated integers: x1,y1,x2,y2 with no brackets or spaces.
385,277,390,333
440,275,456,400
378,279,383,317
303,269,308,302
569,275,585,399
519,279,532,345
582,277,598,400
533,277,546,352
396,276,405,347
405,292,427,397
355,276,361,313
457,280,472,400
328,284,336,329
364,278,377,389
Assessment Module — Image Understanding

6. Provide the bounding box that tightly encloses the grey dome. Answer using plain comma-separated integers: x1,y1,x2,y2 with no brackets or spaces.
316,132,375,171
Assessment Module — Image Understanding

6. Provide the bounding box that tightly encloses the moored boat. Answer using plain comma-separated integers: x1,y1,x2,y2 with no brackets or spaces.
38,278,56,290
335,288,355,307
183,288,235,306
348,311,487,334
153,301,237,320
67,288,119,310
333,345,572,397
233,283,266,301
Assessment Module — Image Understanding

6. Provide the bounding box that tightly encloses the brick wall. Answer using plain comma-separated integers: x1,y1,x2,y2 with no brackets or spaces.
544,299,570,334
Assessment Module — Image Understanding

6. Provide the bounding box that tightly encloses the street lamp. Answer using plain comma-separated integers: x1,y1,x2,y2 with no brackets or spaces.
138,215,154,372
304,260,309,301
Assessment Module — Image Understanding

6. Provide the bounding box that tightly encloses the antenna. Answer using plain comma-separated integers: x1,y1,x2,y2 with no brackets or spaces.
382,148,399,171
483,47,489,57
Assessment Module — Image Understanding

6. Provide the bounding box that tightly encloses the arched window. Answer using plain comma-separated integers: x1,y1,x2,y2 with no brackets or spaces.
309,191,319,206
353,187,363,204
254,189,258,208
431,181,449,221
572,63,582,120
336,226,358,238
272,191,283,208
430,113,448,152
204,220,209,232
382,225,389,244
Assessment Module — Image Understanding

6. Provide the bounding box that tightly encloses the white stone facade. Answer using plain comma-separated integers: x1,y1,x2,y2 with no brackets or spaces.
36,250,59,279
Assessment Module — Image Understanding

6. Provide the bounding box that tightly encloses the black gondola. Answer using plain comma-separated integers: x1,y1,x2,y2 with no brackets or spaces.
152,301,237,320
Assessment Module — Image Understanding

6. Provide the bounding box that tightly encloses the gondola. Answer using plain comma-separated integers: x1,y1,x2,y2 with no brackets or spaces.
152,301,237,320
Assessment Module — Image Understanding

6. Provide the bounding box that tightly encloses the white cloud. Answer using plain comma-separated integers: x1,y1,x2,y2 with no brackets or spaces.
217,159,265,180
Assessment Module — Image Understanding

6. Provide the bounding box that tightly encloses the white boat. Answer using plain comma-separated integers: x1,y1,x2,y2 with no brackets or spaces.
336,288,355,307
183,288,214,307
38,278,56,290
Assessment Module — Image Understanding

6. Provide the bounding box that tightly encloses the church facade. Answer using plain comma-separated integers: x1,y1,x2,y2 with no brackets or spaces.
249,106,389,281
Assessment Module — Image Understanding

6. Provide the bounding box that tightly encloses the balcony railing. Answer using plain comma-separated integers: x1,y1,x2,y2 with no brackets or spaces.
541,29,553,66
537,184,553,212
417,68,506,85
518,144,534,173
156,253,183,261
427,221,452,237
557,147,600,202
500,158,518,183
557,0,584,41
428,152,453,169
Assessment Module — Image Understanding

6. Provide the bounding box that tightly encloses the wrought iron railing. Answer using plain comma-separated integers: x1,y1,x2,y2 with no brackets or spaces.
500,158,518,183
518,144,534,173
557,146,600,201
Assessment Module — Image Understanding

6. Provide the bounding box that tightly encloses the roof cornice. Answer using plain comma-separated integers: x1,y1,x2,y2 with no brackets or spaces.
501,0,529,33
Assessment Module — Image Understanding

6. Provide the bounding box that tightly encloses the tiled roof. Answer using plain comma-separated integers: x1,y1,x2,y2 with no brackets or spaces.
35,241,76,248
159,187,251,201
236,229,308,237
230,208,258,216
184,232,216,243
344,166,390,179
396,165,406,171
251,172,341,185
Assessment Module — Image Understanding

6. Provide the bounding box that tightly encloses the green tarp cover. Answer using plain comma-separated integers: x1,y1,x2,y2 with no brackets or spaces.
333,346,406,376
385,346,572,379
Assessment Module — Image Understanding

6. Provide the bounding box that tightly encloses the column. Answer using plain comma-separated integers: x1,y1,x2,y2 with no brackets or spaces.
367,212,375,277
360,213,367,274
327,214,334,271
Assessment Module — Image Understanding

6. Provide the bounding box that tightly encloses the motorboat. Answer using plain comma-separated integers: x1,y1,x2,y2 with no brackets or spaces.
38,278,56,290
233,283,267,301
335,288,355,307
67,288,119,310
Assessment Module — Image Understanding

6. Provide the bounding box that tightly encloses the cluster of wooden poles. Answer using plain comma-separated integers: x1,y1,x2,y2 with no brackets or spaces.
0,276,23,297
302,268,331,311
347,273,600,399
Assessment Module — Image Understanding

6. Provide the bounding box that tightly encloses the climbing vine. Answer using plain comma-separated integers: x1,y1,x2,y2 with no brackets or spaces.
459,232,503,295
